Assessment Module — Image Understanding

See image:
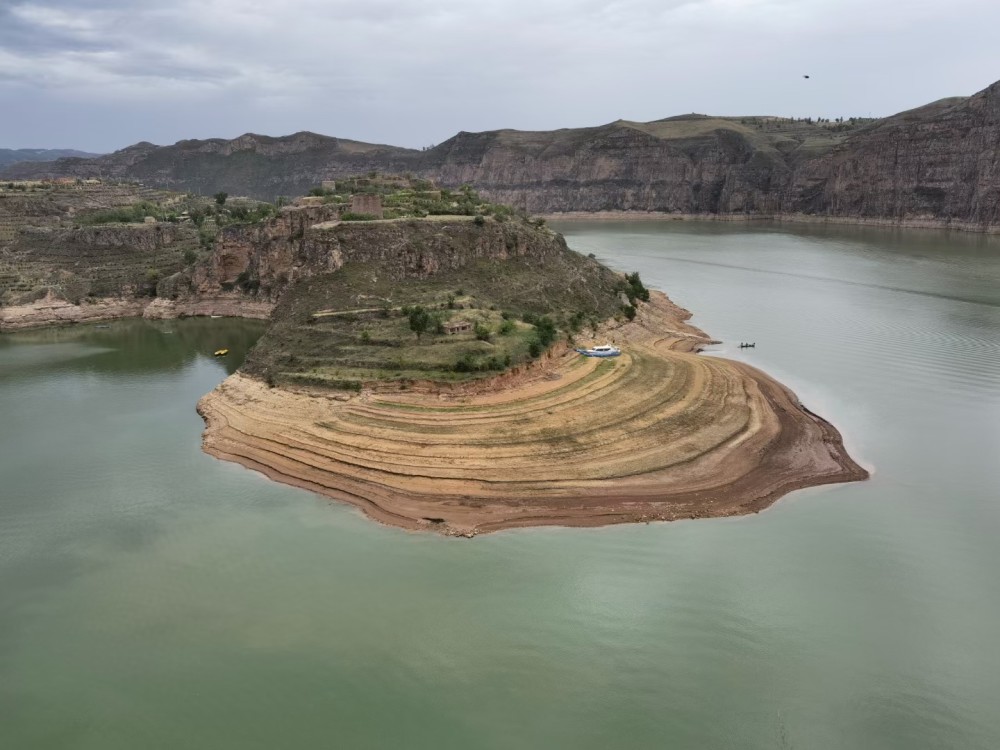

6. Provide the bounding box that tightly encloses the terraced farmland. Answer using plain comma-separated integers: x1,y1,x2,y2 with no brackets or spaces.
199,293,868,534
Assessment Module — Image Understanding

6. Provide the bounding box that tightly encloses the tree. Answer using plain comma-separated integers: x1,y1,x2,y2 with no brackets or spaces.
534,316,557,346
214,192,228,206
408,306,432,340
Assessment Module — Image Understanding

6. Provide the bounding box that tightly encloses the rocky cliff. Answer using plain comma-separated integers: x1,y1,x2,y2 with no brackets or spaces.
5,79,998,230
197,211,613,312
782,84,1000,228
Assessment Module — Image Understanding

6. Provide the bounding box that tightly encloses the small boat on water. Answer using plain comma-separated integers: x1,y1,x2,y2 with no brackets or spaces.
210,315,223,319
576,345,621,358
213,349,229,356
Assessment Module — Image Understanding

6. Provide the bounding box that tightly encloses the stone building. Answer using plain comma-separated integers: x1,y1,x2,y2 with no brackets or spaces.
443,320,472,335
349,194,383,219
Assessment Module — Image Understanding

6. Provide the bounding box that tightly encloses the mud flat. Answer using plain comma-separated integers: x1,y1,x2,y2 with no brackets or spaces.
198,292,867,536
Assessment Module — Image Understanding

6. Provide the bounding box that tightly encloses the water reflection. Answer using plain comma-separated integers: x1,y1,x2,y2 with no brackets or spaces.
0,317,266,380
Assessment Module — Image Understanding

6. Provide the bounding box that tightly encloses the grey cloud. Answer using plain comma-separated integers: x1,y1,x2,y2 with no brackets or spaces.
0,0,997,152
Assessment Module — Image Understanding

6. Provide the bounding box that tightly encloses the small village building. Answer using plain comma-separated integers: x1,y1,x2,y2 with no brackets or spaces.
349,193,383,218
294,195,326,207
443,320,473,335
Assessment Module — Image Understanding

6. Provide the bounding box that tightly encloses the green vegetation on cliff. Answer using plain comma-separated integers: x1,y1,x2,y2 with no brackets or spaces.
0,180,283,305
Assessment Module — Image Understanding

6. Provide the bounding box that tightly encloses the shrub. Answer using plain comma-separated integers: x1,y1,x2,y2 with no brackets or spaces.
340,212,378,221
499,320,516,335
183,248,198,265
625,271,650,302
453,353,477,373
214,192,228,206
474,323,491,341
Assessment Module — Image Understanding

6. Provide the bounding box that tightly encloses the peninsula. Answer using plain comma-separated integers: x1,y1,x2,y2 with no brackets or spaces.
0,176,867,534
188,178,867,535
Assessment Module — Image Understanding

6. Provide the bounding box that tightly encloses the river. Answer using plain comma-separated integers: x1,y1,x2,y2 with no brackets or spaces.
1,221,998,749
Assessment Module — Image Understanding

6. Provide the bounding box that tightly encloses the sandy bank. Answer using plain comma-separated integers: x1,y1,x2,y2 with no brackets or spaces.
544,211,1000,234
198,292,867,536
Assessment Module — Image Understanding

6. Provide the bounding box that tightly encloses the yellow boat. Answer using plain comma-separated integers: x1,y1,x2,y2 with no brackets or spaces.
213,348,229,356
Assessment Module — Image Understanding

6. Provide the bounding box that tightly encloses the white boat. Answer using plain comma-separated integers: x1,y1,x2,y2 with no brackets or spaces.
576,344,621,358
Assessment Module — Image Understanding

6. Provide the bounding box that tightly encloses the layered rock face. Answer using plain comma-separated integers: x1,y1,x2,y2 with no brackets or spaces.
784,84,1000,228
193,204,342,294
197,210,582,304
415,120,801,215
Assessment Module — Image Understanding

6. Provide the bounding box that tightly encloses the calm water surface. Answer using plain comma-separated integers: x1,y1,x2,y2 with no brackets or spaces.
2,223,999,749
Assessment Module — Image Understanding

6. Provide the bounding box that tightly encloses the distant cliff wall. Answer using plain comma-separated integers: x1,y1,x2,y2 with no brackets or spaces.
4,81,999,230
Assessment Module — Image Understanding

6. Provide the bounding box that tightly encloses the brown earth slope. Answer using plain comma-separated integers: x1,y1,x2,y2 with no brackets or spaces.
199,291,867,536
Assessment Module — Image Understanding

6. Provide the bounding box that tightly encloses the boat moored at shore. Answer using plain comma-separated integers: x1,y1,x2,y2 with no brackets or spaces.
576,345,621,358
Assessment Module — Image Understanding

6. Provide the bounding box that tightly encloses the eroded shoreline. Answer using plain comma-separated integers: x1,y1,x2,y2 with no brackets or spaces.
543,211,1000,234
0,293,274,333
197,292,868,535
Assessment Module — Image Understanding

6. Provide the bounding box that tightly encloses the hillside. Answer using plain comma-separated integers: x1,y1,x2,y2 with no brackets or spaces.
0,179,280,313
2,132,414,201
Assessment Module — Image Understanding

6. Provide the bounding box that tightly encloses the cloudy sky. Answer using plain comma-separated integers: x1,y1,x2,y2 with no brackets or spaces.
0,0,996,152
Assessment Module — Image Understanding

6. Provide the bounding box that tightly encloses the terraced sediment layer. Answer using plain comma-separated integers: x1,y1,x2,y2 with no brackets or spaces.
199,292,867,535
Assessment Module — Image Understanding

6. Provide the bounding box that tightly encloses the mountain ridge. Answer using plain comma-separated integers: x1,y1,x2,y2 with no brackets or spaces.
3,80,997,230
0,148,103,169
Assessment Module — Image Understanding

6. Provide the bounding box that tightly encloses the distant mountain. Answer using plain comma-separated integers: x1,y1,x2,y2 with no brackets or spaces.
0,133,414,199
4,78,998,230
0,148,102,169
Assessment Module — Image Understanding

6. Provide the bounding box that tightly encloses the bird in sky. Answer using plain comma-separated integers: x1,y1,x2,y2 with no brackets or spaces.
803,75,811,79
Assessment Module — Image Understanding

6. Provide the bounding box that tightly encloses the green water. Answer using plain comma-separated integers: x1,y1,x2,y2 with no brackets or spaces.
2,223,999,749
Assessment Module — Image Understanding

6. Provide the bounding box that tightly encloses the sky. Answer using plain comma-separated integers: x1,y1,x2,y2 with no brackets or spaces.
0,0,997,153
